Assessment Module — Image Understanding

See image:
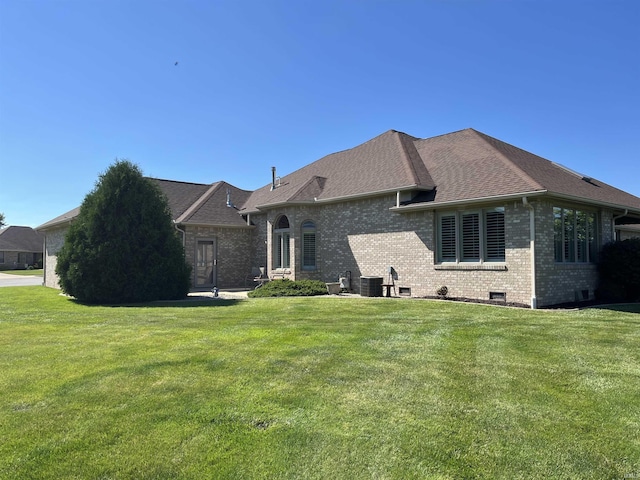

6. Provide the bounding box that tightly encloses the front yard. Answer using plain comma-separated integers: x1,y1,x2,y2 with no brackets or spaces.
1,268,43,276
0,287,638,479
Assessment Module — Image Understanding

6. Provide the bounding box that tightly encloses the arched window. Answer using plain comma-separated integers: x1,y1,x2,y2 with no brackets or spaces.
274,215,290,269
301,220,316,270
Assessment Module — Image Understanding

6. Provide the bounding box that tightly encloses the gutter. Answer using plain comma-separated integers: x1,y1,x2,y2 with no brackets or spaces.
390,190,548,212
522,197,537,309
249,184,431,213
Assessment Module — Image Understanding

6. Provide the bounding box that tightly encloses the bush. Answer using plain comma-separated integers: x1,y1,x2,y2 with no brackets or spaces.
55,160,191,304
248,279,328,298
596,238,640,303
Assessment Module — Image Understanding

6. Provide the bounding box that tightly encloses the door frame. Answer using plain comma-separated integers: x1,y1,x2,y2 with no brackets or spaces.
194,238,217,288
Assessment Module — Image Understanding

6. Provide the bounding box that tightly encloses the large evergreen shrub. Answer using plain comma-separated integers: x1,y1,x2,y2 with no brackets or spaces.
55,160,191,304
596,238,640,303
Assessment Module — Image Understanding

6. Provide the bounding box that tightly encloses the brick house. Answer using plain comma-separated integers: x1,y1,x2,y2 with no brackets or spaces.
0,226,44,270
38,128,640,307
615,224,640,241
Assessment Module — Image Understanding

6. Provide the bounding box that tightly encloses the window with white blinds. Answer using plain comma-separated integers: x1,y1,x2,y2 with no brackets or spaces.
301,220,316,270
274,215,291,269
461,213,480,261
438,208,505,263
485,210,506,261
439,215,457,261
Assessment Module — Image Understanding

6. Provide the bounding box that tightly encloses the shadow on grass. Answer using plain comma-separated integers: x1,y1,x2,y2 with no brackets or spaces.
585,303,640,314
70,298,244,308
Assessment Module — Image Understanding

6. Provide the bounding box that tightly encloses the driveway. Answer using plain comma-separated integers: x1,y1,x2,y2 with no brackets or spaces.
0,272,43,287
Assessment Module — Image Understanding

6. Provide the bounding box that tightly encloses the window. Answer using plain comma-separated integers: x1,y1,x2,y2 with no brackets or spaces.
301,220,316,270
554,207,597,263
0,252,4,263
274,215,290,269
437,208,505,263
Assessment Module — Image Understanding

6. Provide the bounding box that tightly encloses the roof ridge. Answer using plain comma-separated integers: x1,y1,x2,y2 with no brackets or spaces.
175,182,222,223
394,132,436,189
470,129,546,191
394,131,421,185
147,177,211,187
287,175,327,202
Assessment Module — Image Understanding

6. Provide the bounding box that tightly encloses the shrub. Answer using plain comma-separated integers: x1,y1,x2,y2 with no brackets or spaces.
55,160,191,304
248,279,328,298
596,238,640,303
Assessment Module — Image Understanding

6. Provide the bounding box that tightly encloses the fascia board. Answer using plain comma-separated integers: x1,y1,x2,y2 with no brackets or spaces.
251,185,431,212
390,191,548,212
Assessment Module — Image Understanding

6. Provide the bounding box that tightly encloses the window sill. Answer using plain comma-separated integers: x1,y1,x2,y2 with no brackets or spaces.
435,263,507,271
554,262,596,268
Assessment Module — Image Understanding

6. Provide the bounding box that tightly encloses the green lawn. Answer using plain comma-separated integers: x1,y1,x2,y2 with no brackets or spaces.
1,287,639,479
1,269,43,276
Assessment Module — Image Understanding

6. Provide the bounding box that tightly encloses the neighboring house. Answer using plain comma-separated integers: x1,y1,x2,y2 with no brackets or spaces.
616,224,640,240
37,128,640,307
0,226,44,270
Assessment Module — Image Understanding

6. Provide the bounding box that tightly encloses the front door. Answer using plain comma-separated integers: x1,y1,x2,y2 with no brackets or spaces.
195,240,217,288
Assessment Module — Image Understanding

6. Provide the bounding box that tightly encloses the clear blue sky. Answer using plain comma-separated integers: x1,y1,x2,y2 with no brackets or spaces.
1,0,639,228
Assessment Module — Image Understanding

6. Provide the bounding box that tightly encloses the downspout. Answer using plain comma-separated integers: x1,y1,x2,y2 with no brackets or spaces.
42,235,46,287
396,191,401,208
612,209,628,241
522,197,537,309
173,221,186,247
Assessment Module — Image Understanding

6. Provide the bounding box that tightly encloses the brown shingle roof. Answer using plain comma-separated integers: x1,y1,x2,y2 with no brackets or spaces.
36,207,81,231
242,130,437,212
0,226,44,252
413,129,544,204
38,178,253,230
473,130,640,209
38,128,640,229
249,127,639,213
174,181,252,227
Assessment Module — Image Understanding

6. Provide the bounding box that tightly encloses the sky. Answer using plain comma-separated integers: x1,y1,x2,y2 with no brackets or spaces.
1,0,639,228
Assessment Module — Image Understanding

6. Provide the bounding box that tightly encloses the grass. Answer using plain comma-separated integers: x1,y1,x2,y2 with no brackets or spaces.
1,287,639,479
1,269,43,276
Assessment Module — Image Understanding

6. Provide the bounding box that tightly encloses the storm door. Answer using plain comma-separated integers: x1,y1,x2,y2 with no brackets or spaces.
195,239,217,287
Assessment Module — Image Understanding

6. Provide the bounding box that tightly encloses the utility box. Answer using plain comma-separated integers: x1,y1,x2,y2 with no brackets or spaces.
360,276,383,297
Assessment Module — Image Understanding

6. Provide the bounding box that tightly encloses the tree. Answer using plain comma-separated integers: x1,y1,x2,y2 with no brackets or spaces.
55,160,191,304
596,238,640,303
0,212,5,228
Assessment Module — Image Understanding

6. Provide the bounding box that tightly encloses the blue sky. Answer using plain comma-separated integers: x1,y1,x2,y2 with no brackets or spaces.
1,0,639,228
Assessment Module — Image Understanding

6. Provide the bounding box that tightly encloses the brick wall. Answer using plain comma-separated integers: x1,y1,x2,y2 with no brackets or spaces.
534,201,614,307
255,195,534,305
43,225,67,289
183,225,254,289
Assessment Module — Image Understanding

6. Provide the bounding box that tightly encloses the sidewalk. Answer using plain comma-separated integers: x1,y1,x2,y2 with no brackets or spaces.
0,272,43,287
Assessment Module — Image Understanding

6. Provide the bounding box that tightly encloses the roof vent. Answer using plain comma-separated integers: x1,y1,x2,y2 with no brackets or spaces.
226,188,237,209
552,161,595,184
270,166,281,191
